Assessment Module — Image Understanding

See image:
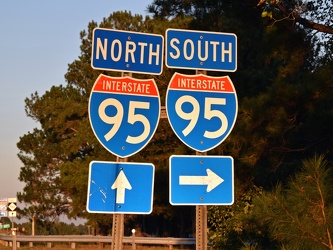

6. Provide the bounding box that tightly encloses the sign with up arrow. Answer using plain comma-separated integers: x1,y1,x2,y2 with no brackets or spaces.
87,161,154,214
169,155,234,205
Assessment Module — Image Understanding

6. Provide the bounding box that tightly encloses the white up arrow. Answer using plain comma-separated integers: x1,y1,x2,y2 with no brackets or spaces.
179,169,224,192
111,170,132,204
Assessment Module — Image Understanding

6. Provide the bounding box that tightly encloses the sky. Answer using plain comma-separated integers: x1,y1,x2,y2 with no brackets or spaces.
0,0,152,212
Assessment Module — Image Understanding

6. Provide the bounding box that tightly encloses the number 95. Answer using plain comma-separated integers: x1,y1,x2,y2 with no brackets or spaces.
98,99,151,144
175,96,228,139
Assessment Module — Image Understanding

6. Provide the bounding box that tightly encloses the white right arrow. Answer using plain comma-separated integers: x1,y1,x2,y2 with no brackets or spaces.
111,170,132,204
179,169,224,192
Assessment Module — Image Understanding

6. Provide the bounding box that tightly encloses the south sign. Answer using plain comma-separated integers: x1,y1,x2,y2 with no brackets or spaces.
166,28,237,72
166,73,238,152
89,74,161,158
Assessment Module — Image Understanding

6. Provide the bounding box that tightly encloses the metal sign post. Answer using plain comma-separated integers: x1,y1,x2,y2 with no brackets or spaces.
11,228,17,250
195,65,208,250
111,156,127,250
111,72,131,250
196,205,208,249
111,211,124,250
195,151,207,250
196,70,207,250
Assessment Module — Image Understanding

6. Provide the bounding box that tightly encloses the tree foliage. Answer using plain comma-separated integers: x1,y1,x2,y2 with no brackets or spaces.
257,0,333,64
208,183,265,249
257,0,333,34
249,155,333,249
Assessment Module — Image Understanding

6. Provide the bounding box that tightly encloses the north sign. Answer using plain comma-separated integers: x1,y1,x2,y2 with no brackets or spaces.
166,73,238,152
91,28,164,75
166,28,237,72
89,74,161,158
169,155,234,205
87,161,154,214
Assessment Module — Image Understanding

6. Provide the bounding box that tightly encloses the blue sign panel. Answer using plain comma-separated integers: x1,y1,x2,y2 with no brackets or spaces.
0,199,7,217
166,28,237,72
166,73,237,152
87,161,155,214
89,74,161,158
91,28,164,75
170,155,234,205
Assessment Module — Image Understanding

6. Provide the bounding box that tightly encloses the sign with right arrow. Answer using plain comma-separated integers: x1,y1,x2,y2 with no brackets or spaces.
169,155,234,205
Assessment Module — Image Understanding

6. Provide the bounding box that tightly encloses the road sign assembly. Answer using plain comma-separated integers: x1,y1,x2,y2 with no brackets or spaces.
169,155,234,205
89,74,161,158
88,27,238,250
166,72,238,152
91,28,164,75
166,28,237,72
87,161,155,214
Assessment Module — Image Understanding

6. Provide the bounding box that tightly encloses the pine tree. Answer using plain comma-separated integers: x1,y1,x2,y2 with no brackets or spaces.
250,155,333,249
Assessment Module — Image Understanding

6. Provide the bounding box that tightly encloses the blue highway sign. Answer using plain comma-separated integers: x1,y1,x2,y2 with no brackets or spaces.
91,28,164,75
0,199,7,217
89,74,161,158
169,155,234,205
166,73,238,152
87,161,155,214
166,28,237,72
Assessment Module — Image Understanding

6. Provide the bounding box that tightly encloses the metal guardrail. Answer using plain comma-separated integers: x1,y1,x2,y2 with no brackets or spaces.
0,234,196,249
